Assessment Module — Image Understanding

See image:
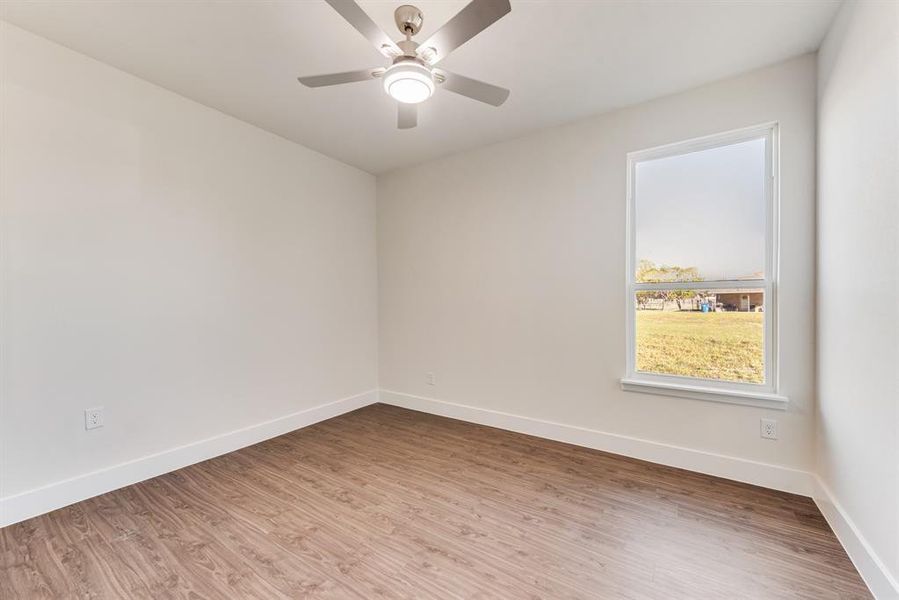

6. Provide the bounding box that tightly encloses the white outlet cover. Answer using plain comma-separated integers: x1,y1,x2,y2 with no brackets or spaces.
85,407,104,430
760,418,777,440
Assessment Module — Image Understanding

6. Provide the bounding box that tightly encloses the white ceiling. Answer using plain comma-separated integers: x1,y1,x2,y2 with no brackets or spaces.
1,0,840,174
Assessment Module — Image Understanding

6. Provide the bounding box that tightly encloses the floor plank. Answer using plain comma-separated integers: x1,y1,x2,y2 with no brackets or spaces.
0,404,871,599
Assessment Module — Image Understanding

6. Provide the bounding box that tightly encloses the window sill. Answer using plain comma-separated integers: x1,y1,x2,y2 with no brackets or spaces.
620,378,788,410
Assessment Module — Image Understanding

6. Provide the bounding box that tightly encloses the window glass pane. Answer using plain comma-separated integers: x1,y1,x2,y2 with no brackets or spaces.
635,138,766,282
635,289,765,384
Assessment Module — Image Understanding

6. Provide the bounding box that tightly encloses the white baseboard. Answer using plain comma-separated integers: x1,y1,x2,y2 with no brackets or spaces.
0,389,379,528
379,389,815,497
812,477,899,600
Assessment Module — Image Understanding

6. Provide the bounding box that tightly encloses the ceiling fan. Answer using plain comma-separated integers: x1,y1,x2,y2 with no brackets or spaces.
298,0,511,129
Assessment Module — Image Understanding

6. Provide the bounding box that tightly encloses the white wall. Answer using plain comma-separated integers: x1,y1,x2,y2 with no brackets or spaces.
378,55,818,481
0,23,378,504
816,0,899,595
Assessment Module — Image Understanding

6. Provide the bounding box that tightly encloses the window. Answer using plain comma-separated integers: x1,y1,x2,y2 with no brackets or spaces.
622,124,786,408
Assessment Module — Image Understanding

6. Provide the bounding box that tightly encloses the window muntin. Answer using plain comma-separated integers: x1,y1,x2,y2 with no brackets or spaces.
625,124,778,395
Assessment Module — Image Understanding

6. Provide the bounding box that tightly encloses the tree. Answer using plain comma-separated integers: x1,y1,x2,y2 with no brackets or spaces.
636,260,704,310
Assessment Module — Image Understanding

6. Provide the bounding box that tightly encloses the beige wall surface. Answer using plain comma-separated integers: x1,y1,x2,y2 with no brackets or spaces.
378,54,818,472
816,0,899,591
0,22,379,499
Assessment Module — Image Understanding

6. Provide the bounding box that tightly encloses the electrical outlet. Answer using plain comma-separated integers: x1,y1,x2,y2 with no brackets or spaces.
760,418,777,440
425,372,436,386
85,407,104,430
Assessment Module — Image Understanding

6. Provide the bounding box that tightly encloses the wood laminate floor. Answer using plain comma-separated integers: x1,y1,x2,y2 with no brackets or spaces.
1,404,871,599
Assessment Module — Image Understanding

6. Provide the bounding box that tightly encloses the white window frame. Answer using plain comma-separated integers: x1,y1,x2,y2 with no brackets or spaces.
621,123,788,409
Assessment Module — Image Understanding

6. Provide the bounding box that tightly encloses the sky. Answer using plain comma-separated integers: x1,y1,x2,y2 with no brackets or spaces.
635,137,766,281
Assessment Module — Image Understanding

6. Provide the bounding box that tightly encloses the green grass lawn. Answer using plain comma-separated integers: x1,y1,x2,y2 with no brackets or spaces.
636,311,764,383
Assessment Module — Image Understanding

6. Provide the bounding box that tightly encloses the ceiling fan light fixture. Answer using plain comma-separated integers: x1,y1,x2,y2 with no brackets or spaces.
383,62,435,104
298,0,513,128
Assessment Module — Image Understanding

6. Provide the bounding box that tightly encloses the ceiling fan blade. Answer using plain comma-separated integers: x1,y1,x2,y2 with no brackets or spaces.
436,70,509,106
297,68,384,88
324,0,401,58
416,0,511,65
398,103,418,129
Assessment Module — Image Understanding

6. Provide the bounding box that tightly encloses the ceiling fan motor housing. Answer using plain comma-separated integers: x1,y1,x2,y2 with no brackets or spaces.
394,5,424,36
